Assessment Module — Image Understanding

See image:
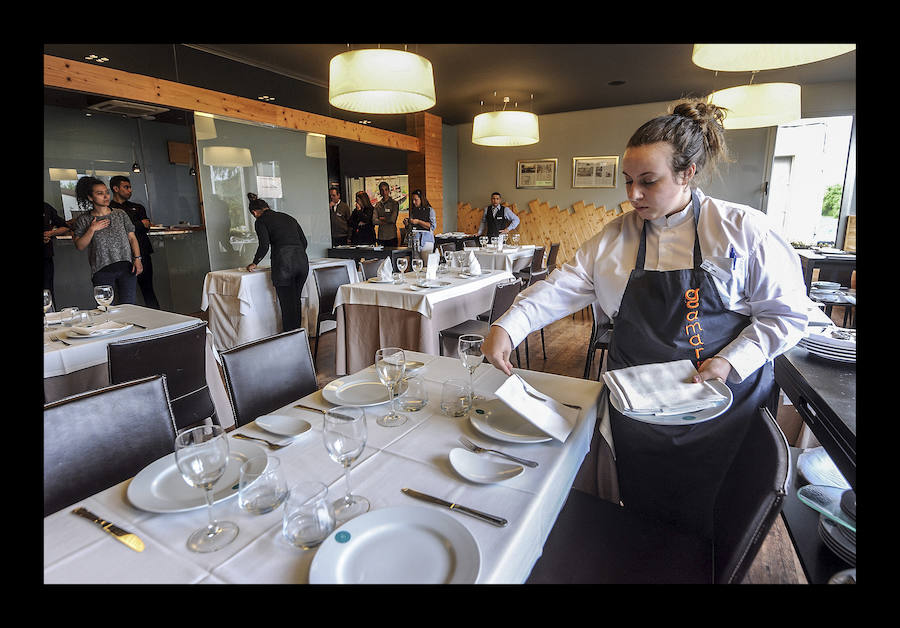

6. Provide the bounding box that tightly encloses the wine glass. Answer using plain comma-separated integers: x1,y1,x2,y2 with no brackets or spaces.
411,258,424,282
323,406,370,524
93,285,114,322
443,249,454,272
512,233,521,246
479,236,488,248
43,290,53,329
174,425,239,553
458,334,485,403
397,257,409,275
375,347,407,427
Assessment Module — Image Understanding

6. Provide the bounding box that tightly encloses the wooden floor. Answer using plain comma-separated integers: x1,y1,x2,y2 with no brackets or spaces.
304,306,838,584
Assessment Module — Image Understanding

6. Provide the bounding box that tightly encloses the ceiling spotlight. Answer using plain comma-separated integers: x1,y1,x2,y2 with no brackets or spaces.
358,120,372,125
132,162,142,173
257,95,276,102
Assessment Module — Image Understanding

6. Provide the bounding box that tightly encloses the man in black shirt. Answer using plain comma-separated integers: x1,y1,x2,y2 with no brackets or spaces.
110,176,160,309
43,202,70,305
246,195,309,333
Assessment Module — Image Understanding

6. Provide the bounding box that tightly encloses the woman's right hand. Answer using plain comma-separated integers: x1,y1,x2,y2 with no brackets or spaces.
482,325,515,376
89,217,110,233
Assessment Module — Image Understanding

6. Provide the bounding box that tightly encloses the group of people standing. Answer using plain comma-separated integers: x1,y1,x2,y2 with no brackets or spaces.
43,175,159,310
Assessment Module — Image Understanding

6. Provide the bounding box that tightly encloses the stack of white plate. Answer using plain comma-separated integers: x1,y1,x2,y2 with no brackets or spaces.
798,325,856,363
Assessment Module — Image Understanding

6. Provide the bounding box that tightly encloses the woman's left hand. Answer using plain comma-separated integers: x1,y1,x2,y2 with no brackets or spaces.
693,356,732,383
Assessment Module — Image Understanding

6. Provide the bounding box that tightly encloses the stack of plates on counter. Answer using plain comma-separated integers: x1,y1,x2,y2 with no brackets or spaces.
797,485,856,566
798,325,856,363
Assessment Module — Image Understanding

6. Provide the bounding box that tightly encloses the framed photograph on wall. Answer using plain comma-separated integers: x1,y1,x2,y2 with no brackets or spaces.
572,156,618,188
516,158,557,189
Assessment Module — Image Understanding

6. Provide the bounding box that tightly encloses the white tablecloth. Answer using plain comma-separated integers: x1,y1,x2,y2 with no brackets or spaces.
472,245,536,273
43,352,607,584
200,258,359,351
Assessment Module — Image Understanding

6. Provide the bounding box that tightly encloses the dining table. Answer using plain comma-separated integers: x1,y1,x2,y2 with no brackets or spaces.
42,304,234,427
333,268,515,375
794,248,856,294
42,351,608,584
326,245,411,272
468,244,536,273
200,258,359,352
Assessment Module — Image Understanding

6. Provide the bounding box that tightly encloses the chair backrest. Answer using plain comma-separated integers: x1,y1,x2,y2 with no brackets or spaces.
439,242,457,256
359,258,382,280
489,279,523,323
313,264,352,318
712,407,790,584
43,374,177,516
530,246,546,272
547,242,560,271
219,328,319,428
107,321,217,432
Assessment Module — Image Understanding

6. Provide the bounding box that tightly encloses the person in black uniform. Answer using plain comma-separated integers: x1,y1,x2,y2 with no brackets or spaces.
109,176,160,309
245,194,309,333
476,192,520,239
349,191,377,245
43,202,71,305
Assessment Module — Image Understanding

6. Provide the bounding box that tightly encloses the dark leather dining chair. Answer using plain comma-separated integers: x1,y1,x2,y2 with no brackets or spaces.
514,246,546,285
359,258,382,280
219,328,319,428
43,374,177,516
438,279,523,361
583,301,613,380
107,321,218,432
545,242,560,273
312,264,352,362
463,240,478,248
439,242,457,258
526,407,790,584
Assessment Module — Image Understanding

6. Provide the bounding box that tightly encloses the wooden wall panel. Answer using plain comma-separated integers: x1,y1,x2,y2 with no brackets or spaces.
407,113,443,231
457,198,633,267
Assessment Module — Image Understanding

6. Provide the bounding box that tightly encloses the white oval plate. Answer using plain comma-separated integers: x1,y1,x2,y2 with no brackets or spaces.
449,448,524,484
255,414,311,437
608,378,733,426
323,375,408,407
127,439,264,513
309,506,481,584
468,399,552,444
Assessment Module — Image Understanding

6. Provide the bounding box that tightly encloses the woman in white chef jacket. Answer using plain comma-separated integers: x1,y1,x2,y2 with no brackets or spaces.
482,99,809,538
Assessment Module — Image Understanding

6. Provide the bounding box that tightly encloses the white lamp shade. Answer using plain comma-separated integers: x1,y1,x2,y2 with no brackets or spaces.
305,133,327,158
194,113,218,140
709,83,801,130
692,43,855,72
329,49,436,114
202,146,253,167
48,168,78,181
472,111,540,146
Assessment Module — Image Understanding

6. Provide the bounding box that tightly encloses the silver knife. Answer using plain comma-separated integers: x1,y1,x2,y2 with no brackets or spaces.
71,507,145,552
401,488,508,527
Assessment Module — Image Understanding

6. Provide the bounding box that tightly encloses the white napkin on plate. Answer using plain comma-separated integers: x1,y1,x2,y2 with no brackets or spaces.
70,321,126,336
466,251,481,275
493,374,578,442
377,258,393,281
602,359,726,415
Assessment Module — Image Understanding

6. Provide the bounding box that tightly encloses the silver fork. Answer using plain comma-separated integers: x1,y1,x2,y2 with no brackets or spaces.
459,436,538,468
232,433,290,450
516,375,582,410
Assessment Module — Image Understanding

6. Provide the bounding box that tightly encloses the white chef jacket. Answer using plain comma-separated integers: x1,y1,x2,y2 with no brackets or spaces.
494,188,810,384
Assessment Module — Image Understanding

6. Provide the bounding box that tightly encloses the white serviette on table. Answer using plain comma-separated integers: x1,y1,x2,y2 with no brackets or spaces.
602,359,726,416
466,251,482,275
425,252,440,279
493,374,578,442
70,321,128,336
377,258,393,281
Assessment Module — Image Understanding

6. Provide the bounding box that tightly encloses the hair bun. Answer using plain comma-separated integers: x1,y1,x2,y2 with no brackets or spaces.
672,99,726,128
247,192,258,201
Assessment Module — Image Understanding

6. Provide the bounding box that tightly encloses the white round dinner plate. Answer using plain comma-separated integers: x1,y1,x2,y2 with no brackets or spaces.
308,506,481,584
608,378,733,426
812,281,841,289
366,277,394,283
66,322,134,339
255,414,312,437
322,375,407,407
127,439,264,513
449,448,524,484
468,398,552,444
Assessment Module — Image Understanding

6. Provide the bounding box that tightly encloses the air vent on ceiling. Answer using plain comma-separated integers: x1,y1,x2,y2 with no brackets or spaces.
87,100,170,117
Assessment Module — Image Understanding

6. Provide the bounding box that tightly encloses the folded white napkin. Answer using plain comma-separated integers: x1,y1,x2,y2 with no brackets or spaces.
466,251,481,275
602,359,726,415
425,252,439,279
377,258,393,281
70,321,126,336
493,374,577,442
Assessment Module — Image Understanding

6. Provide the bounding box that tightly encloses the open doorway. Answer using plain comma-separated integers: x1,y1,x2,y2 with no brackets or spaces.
765,116,854,247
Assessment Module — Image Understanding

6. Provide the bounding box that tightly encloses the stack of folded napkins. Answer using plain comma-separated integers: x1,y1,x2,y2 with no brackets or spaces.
377,258,393,281
466,250,481,275
602,359,727,416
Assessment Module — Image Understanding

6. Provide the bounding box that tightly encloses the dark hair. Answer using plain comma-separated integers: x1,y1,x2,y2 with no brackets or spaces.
627,98,731,184
247,192,269,212
75,176,107,210
355,191,374,211
109,175,131,191
491,192,502,198
378,181,391,194
411,188,431,208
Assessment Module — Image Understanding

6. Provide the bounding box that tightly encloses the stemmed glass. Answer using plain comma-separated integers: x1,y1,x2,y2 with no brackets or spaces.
411,258,424,283
323,406,370,524
375,347,407,427
479,236,488,248
93,285,114,322
443,249,454,273
397,257,409,275
174,425,239,553
512,234,521,246
43,290,53,329
458,334,485,403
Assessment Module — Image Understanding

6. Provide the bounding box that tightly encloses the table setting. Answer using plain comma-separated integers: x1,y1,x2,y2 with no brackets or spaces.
44,342,606,584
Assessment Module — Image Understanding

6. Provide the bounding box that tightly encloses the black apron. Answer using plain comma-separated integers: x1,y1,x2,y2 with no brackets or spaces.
271,244,309,287
607,190,774,538
485,206,510,239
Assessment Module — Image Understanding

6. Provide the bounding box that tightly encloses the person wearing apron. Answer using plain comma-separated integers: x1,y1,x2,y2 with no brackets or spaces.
482,99,809,539
246,194,310,333
477,192,520,239
406,188,437,263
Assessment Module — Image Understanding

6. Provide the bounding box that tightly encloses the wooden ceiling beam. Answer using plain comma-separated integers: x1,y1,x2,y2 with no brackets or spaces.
43,54,422,153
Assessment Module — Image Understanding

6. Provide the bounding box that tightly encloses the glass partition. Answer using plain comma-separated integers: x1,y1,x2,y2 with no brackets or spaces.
195,113,330,271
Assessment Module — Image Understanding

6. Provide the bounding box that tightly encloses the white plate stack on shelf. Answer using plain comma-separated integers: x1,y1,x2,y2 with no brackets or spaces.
798,325,856,363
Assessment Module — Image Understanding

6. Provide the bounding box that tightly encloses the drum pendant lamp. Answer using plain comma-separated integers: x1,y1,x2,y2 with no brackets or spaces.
329,48,436,114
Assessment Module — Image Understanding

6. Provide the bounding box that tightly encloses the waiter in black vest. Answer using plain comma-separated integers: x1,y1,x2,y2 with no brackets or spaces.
110,176,159,309
476,192,520,239
246,194,309,333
